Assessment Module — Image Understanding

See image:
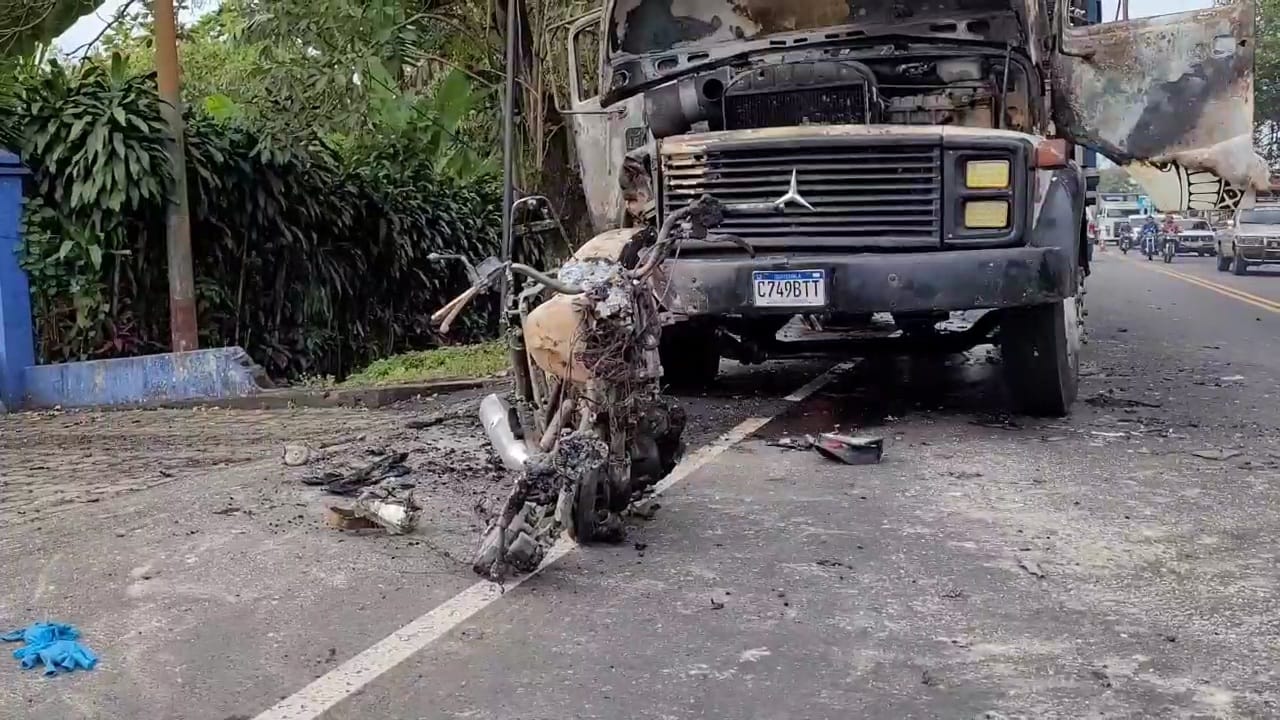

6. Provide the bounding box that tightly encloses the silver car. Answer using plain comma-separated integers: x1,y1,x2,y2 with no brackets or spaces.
1174,219,1216,256
1217,207,1280,275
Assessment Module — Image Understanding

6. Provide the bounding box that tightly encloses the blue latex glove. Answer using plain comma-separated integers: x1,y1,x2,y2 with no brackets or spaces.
23,640,98,676
1,622,78,647
2,623,97,675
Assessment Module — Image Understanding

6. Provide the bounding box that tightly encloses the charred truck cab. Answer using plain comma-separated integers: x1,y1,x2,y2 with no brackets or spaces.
564,0,1264,415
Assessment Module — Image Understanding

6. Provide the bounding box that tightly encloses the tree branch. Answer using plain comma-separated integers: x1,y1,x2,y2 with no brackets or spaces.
67,0,140,59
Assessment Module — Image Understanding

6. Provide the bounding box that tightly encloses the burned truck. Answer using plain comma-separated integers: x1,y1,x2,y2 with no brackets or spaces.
562,0,1265,415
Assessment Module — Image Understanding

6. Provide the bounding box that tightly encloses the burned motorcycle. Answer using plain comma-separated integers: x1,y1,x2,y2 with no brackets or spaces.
432,195,739,579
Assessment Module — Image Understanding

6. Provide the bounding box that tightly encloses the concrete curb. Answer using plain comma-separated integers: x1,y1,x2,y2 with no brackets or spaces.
16,343,501,412
48,377,496,412
160,377,495,410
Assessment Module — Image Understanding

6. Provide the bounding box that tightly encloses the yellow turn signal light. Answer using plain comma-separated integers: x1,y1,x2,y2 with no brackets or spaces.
965,160,1010,189
964,200,1010,229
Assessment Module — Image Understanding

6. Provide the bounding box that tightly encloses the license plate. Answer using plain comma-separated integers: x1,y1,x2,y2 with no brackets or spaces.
752,270,826,307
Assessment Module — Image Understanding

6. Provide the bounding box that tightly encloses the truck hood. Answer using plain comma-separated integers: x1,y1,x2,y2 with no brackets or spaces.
606,0,1039,56
1236,224,1280,236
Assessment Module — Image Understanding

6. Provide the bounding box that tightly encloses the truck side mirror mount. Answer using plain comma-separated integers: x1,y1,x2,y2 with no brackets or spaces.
1055,0,1096,60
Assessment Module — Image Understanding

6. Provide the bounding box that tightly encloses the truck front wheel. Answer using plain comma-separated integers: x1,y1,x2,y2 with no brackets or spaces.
999,294,1081,417
660,322,721,389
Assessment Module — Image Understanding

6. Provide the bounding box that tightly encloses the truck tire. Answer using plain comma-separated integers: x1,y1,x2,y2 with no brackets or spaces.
1217,253,1232,272
1233,255,1249,275
1000,295,1081,417
660,322,720,388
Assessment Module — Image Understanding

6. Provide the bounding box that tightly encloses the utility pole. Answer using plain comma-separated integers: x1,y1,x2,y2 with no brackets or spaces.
153,0,198,352
499,0,520,324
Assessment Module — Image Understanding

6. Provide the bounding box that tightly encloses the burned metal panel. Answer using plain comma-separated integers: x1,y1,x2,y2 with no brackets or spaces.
609,0,1023,55
569,94,648,232
1051,2,1266,209
658,123,1043,154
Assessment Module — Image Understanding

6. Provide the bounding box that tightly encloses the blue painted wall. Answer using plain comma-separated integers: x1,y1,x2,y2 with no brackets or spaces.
0,150,34,409
0,150,268,411
23,347,268,409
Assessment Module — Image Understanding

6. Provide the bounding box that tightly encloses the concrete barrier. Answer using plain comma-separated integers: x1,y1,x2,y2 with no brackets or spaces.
22,346,271,410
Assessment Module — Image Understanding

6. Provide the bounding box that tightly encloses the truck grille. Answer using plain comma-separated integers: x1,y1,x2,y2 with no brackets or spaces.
724,85,870,130
662,143,943,250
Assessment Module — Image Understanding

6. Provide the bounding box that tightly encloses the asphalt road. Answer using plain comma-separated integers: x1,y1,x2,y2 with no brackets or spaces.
5,251,1280,719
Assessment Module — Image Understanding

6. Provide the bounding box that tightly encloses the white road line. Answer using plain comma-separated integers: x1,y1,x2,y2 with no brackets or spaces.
253,367,846,720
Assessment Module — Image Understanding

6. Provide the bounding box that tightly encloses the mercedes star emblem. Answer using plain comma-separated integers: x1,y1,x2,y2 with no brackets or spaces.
773,169,814,211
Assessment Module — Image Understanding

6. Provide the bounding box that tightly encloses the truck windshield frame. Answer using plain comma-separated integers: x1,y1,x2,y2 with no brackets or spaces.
1239,209,1280,225
606,0,1022,56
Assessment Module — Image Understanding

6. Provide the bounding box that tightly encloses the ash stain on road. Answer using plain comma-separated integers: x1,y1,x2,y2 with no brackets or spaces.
5,258,1280,718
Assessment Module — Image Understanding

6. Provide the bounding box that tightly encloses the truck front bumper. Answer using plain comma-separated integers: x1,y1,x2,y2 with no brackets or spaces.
659,246,1075,319
1237,245,1280,262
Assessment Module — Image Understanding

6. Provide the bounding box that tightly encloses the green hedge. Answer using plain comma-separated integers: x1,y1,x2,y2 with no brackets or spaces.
2,56,526,379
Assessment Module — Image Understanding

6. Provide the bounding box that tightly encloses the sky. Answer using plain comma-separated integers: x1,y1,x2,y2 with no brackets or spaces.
55,0,1218,54
56,0,216,55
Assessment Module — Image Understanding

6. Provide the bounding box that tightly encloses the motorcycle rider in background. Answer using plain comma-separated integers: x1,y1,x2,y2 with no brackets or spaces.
1139,215,1160,257
1161,214,1179,246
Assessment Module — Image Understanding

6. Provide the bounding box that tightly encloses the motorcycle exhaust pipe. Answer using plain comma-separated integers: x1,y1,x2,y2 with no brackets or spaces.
480,393,529,471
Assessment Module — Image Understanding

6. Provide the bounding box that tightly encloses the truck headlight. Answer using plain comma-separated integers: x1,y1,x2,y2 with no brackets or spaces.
964,201,1010,229
965,160,1010,189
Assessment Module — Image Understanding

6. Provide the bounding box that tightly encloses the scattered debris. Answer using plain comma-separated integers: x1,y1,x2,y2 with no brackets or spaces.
767,435,816,451
709,597,726,610
1089,666,1113,689
283,444,313,467
405,400,481,430
739,647,771,663
1090,431,1128,439
816,558,854,570
1161,634,1178,643
326,506,379,531
921,669,942,687
1,623,97,676
944,468,984,480
1220,375,1246,382
302,451,412,496
1040,435,1069,443
815,434,884,465
972,413,1021,430
1018,559,1046,579
629,500,661,520
349,493,419,534
1085,391,1163,409
212,506,251,517
1191,449,1243,461
940,587,967,600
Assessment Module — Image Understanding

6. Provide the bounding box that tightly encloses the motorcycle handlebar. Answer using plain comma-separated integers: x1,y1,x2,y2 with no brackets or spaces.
436,194,734,334
509,263,584,295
